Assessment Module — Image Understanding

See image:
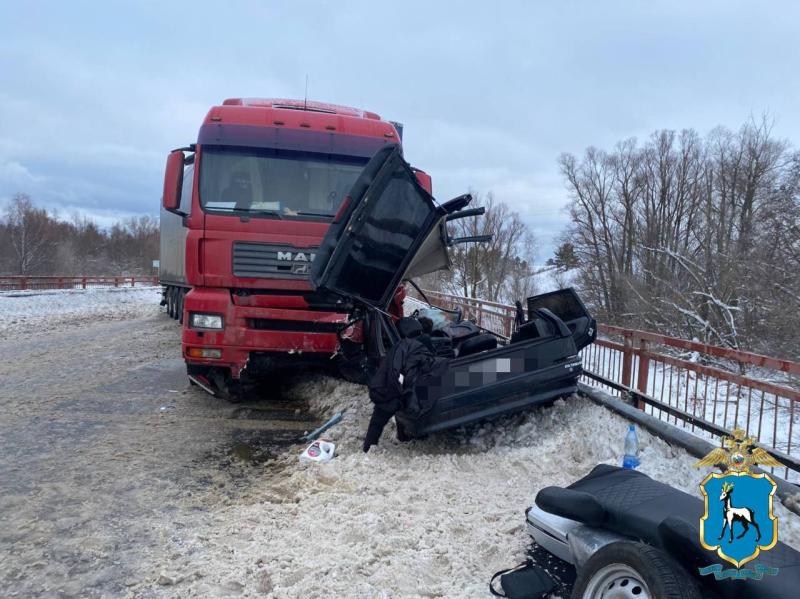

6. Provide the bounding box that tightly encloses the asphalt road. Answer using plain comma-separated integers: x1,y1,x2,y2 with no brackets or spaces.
0,313,319,598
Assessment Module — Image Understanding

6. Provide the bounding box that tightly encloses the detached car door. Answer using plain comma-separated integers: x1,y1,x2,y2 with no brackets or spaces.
310,144,468,309
526,287,597,351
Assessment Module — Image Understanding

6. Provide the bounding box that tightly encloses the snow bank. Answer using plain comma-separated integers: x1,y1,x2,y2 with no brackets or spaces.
164,377,800,598
0,285,162,338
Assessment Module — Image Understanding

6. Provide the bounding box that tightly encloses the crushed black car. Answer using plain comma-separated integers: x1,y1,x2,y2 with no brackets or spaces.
310,144,596,442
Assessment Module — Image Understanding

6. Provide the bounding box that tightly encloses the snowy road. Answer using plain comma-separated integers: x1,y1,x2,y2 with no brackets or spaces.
1,288,798,598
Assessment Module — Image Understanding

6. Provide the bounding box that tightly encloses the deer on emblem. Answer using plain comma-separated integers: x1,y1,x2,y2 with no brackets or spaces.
718,481,761,543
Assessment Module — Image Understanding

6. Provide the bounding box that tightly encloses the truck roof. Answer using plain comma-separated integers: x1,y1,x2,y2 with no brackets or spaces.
204,98,400,142
222,98,382,120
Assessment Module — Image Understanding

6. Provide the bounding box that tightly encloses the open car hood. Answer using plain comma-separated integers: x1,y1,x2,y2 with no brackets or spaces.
310,145,469,309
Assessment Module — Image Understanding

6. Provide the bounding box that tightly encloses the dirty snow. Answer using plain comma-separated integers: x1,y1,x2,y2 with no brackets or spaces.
0,285,162,338
2,289,799,598
160,378,800,598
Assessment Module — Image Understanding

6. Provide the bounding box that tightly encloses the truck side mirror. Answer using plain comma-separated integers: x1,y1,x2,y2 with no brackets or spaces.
412,168,432,195
163,150,185,214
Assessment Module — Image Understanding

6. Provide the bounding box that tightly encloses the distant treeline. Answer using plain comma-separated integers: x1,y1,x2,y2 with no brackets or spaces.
0,194,158,276
560,116,800,360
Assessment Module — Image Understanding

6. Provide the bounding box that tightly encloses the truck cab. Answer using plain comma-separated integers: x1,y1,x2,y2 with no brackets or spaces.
160,98,430,398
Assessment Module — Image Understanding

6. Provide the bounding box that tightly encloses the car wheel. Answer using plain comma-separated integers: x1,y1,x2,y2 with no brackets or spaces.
571,541,700,599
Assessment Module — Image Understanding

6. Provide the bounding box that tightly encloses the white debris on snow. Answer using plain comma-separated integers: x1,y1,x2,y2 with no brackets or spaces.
164,376,800,599
0,285,162,337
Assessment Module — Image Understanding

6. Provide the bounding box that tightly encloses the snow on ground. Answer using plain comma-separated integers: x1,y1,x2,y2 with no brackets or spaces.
3,288,798,597
0,285,162,338
163,377,800,598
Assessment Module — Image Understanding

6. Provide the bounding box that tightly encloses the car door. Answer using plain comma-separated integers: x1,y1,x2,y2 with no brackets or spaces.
526,287,596,351
310,144,469,309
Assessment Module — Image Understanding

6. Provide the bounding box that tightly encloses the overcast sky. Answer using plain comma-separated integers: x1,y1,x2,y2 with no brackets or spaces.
1,1,799,259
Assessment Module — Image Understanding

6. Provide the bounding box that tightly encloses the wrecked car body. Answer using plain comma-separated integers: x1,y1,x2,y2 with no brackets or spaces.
310,144,596,438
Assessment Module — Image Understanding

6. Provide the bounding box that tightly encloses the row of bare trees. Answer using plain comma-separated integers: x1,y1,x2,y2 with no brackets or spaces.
420,193,539,304
0,194,159,276
560,117,800,359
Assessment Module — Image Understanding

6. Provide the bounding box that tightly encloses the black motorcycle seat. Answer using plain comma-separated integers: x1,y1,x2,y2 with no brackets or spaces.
535,464,800,599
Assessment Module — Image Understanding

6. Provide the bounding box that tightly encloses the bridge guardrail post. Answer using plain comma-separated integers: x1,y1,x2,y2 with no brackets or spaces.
621,333,633,388
636,338,650,410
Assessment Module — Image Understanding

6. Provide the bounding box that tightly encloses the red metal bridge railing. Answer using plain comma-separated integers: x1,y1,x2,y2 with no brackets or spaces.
0,275,159,292
413,289,800,481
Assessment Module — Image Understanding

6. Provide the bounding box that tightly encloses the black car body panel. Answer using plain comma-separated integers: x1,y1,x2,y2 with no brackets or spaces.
310,147,597,436
527,287,597,351
396,334,583,436
310,144,461,310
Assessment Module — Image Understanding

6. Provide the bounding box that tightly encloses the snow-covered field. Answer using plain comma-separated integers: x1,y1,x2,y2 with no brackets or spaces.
0,285,162,337
2,288,799,598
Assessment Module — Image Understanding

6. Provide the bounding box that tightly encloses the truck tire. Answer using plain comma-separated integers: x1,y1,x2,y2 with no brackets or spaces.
169,288,178,320
177,289,185,324
571,541,700,599
208,369,250,403
166,287,175,319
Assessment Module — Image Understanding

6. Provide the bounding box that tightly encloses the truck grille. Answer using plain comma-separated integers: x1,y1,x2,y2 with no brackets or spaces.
232,242,318,279
247,319,341,333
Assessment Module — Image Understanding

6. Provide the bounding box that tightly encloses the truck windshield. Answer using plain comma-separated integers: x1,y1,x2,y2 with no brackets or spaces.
199,146,368,218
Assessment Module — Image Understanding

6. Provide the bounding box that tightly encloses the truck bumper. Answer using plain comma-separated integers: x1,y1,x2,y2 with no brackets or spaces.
181,287,349,378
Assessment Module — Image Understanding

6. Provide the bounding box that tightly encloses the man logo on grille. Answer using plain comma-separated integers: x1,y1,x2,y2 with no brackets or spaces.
277,251,316,262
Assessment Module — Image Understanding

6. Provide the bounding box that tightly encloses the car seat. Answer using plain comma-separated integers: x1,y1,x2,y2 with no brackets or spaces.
457,333,497,357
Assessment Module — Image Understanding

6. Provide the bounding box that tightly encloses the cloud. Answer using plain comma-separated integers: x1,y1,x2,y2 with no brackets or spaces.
0,0,798,258
0,159,41,188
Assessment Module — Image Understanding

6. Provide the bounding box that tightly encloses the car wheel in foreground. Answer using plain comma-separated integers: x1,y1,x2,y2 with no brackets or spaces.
571,541,700,599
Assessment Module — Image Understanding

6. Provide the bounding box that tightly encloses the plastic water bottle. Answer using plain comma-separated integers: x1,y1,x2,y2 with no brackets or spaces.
622,424,640,469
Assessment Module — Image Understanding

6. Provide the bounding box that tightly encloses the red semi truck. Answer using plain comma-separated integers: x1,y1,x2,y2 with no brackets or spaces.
159,98,431,398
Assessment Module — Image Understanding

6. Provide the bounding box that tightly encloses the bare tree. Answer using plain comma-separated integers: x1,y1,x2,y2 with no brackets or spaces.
5,194,56,275
560,115,799,359
442,193,533,303
0,195,160,276
414,193,538,304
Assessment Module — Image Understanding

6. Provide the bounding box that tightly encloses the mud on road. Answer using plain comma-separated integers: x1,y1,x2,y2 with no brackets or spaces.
0,309,321,598
5,298,799,598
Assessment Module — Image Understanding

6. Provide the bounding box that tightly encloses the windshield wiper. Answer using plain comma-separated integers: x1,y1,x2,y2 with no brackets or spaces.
210,207,283,220
292,210,334,218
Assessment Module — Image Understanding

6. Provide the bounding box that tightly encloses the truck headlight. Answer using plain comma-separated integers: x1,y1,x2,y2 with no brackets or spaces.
190,313,223,329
